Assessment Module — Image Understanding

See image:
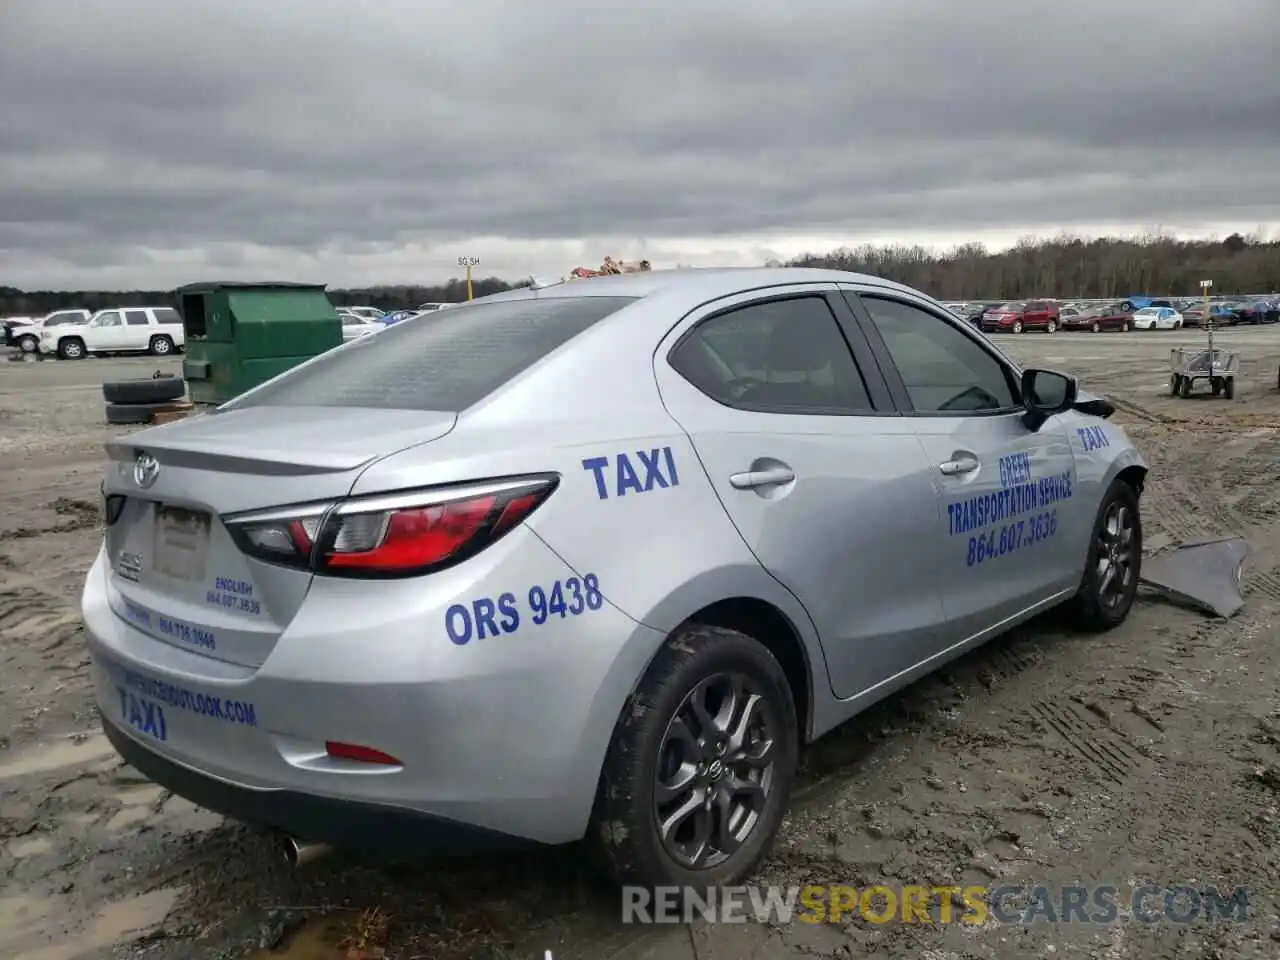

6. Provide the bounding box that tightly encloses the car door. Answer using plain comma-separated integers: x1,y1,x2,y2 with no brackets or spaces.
840,287,1089,645
653,285,950,701
86,311,126,351
122,309,153,349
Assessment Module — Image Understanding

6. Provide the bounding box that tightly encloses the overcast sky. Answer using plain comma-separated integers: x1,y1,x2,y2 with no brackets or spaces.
3,0,1278,290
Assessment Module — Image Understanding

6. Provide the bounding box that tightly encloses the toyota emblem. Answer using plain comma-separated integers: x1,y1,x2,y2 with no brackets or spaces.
133,453,160,488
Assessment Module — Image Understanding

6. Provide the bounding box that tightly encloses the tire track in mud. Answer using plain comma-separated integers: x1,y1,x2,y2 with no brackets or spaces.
1032,699,1146,784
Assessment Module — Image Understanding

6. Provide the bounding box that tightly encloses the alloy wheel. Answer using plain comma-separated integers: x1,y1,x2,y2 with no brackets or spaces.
1095,502,1136,610
654,672,779,870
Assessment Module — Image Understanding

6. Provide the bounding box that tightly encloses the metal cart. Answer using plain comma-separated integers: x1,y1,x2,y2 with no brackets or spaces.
1169,347,1238,399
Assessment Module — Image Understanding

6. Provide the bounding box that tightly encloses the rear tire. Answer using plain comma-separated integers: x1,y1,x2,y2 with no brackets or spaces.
1046,320,1057,333
1179,376,1192,398
149,335,174,356
589,624,798,889
1067,479,1142,632
1092,322,1101,333
1224,377,1235,400
1170,374,1181,396
1121,321,1130,332
1013,321,1024,333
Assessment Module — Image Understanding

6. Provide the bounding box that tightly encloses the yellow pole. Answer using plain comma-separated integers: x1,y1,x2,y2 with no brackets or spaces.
458,256,479,301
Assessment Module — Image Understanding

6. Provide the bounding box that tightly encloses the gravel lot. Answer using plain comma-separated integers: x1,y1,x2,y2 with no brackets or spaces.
3,331,1280,960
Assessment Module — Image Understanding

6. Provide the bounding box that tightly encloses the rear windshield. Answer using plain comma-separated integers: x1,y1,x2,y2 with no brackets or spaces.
226,295,638,412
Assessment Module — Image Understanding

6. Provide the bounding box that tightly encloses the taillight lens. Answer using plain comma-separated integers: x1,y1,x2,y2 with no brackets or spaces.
224,475,557,579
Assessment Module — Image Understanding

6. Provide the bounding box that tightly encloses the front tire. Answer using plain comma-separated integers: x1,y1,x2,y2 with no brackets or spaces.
1092,322,1101,333
1046,320,1057,333
58,338,85,360
17,335,38,353
1067,479,1142,632
589,624,798,889
1013,321,1024,333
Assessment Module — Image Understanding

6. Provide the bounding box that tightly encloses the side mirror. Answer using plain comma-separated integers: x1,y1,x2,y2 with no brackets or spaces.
1021,368,1077,431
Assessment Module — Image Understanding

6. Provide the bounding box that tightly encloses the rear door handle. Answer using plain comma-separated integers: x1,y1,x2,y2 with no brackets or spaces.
939,454,980,476
729,466,796,489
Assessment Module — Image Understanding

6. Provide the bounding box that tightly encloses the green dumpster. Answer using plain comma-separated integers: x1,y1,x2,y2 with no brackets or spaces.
176,282,342,405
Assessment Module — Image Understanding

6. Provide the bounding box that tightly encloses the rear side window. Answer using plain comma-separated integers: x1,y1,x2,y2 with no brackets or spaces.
153,308,180,324
228,296,638,412
124,310,151,325
670,295,872,412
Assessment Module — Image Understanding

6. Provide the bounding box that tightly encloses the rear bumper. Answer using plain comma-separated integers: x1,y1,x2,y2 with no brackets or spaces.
101,711,529,854
82,535,661,847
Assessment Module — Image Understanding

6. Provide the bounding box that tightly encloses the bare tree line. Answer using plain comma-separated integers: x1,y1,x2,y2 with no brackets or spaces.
3,232,1276,317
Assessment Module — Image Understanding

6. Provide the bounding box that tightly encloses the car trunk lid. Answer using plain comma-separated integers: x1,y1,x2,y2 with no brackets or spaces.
101,407,456,667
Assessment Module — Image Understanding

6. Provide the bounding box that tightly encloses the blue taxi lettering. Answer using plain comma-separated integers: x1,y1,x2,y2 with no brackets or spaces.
445,574,603,644
119,687,167,742
157,616,217,651
206,576,261,616
998,452,1032,488
1077,426,1110,452
98,653,257,727
947,467,1076,567
582,448,680,500
122,598,152,628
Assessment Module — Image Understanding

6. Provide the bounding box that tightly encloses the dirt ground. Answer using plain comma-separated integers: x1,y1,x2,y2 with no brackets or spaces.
2,330,1280,960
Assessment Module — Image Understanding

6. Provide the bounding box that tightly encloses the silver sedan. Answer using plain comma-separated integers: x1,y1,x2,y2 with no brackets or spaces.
84,267,1146,888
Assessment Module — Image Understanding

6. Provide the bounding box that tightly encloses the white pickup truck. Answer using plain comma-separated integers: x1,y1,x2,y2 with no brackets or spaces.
40,306,185,359
6,308,90,354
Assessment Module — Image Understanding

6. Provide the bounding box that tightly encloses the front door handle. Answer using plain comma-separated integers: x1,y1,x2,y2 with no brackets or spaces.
939,454,980,476
729,466,796,489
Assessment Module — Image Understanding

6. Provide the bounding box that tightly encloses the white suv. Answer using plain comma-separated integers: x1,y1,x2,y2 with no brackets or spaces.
41,306,185,359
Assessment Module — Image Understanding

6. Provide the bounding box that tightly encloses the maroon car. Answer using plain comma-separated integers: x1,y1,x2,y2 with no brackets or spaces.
980,299,1060,333
1060,303,1132,333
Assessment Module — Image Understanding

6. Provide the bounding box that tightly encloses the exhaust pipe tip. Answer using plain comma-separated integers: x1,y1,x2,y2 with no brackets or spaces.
280,835,332,869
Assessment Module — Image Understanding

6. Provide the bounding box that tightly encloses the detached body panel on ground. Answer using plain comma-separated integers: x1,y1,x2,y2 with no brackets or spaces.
82,268,1147,885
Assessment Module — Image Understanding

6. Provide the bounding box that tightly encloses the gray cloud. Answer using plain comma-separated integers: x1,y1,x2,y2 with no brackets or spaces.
2,0,1278,288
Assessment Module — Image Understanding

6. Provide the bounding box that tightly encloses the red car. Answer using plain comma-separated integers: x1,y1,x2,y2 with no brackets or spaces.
980,299,1060,333
1060,303,1133,333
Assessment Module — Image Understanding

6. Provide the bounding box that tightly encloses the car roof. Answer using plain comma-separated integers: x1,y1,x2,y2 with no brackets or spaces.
475,267,927,305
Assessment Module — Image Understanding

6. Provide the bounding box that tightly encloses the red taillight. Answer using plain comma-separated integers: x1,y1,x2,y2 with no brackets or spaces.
324,741,402,766
224,475,557,578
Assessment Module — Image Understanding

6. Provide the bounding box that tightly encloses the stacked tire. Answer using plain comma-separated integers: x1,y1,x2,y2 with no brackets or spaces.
103,375,186,425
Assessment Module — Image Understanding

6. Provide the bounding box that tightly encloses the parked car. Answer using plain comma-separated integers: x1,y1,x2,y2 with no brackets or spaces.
1131,306,1183,331
981,300,1061,333
1179,303,1236,328
1117,296,1174,312
416,302,451,312
340,306,386,321
964,302,1003,327
40,306,184,359
6,308,91,354
341,314,385,342
1060,303,1133,333
1225,299,1277,324
84,267,1147,888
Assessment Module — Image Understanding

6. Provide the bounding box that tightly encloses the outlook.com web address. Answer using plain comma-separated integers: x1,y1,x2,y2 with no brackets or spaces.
622,884,1251,926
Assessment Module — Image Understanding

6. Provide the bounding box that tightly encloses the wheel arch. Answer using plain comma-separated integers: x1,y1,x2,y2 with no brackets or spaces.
674,596,814,745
